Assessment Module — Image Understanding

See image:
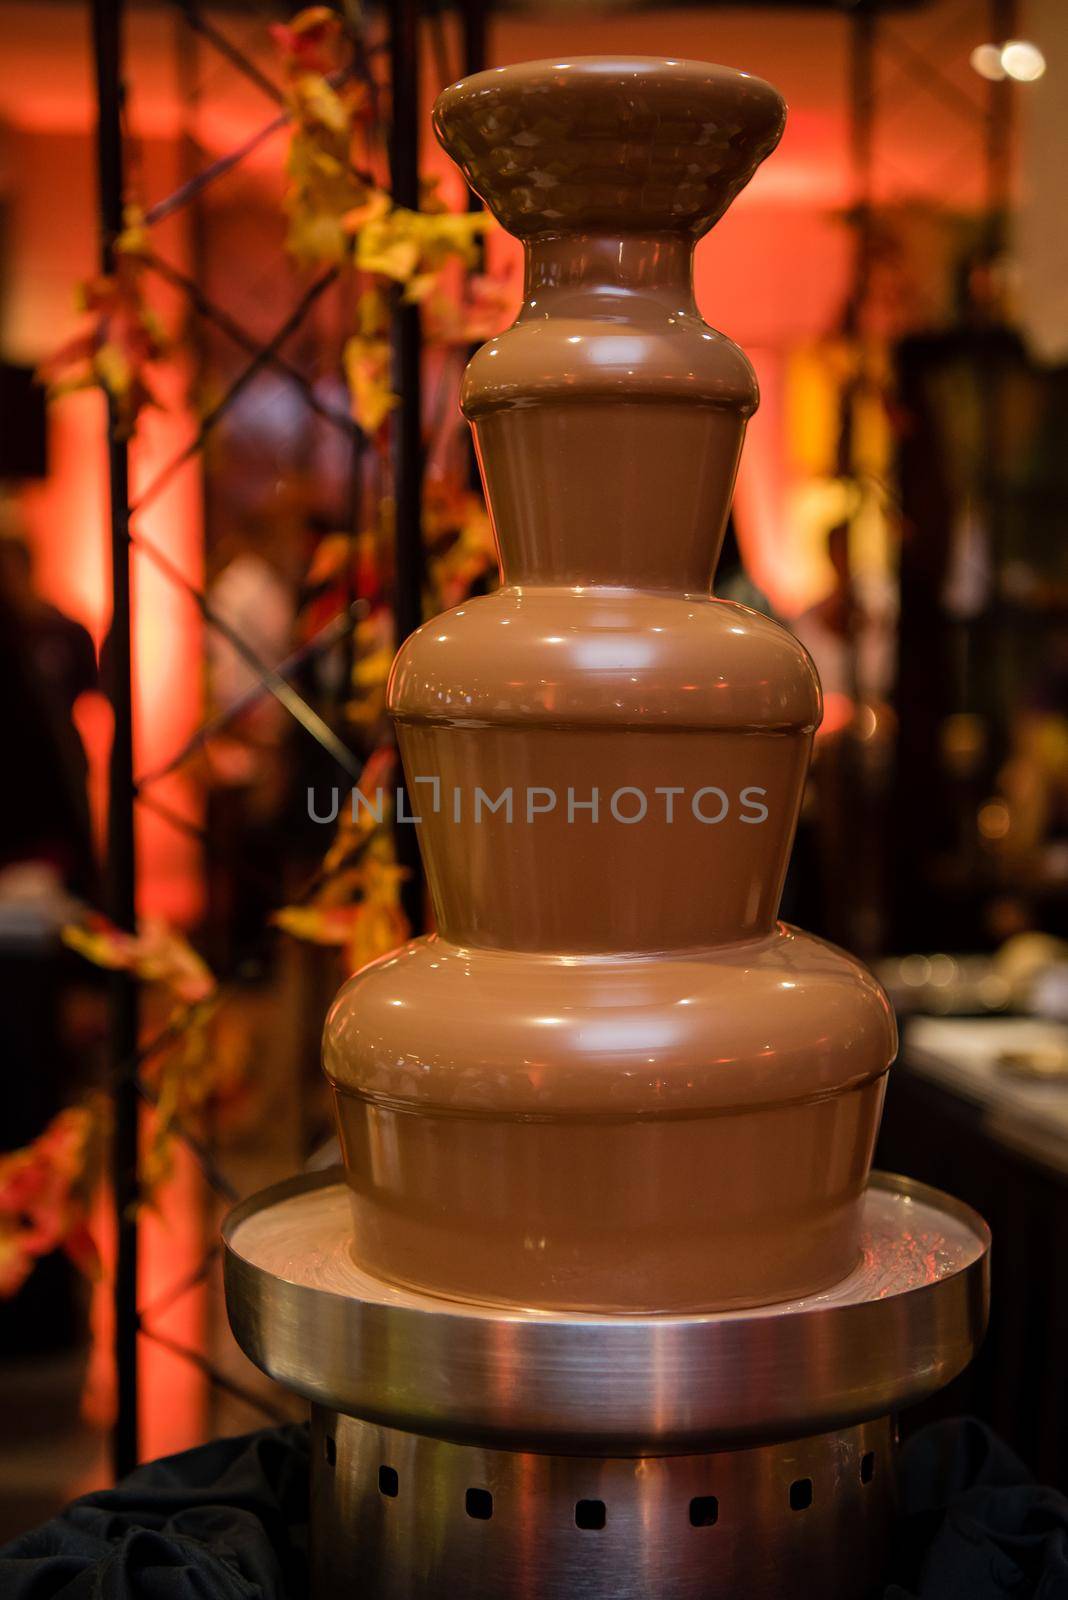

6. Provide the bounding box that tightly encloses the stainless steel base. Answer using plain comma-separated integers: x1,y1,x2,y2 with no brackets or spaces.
224,1171,989,1599
310,1409,895,1600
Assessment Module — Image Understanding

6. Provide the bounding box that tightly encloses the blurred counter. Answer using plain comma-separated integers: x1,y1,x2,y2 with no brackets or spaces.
878,1014,1068,1491
905,1015,1068,1175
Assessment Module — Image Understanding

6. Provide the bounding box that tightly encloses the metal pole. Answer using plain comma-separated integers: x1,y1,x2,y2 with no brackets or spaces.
845,0,875,343
91,0,140,1480
977,0,1017,762
461,0,486,83
460,0,486,496
389,0,426,931
985,0,1016,257
830,1,877,955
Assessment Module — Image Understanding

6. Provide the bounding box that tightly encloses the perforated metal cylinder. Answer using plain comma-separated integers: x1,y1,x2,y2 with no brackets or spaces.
309,1409,895,1600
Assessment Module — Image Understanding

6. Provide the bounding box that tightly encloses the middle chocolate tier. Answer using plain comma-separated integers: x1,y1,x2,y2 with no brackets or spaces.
326,927,893,1313
387,586,818,950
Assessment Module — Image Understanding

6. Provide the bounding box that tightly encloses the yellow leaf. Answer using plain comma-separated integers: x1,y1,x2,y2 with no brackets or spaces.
356,286,390,339
116,204,150,258
343,335,397,434
323,746,397,873
341,190,392,234
344,694,387,730
62,920,135,973
417,210,493,271
134,920,215,1004
356,218,421,282
94,341,132,398
292,71,350,135
290,6,338,36
353,646,392,690
287,208,348,268
62,917,215,1005
346,898,409,973
403,271,440,304
271,904,356,946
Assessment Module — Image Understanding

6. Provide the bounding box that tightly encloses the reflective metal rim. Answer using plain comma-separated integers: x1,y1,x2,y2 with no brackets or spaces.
223,1170,989,1454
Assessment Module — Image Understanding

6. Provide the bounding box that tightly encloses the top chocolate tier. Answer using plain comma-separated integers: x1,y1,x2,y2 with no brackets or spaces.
432,56,786,238
431,57,786,593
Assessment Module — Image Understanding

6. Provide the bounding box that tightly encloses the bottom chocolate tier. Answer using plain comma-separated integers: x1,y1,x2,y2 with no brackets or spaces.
324,929,895,1312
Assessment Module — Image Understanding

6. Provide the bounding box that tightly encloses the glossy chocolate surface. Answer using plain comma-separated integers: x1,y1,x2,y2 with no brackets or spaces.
431,57,786,238
324,57,896,1312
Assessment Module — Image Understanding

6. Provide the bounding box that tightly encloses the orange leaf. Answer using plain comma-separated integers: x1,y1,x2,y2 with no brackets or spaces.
0,1227,34,1299
306,532,353,587
0,1102,105,1297
270,7,343,75
62,1219,102,1281
356,287,390,340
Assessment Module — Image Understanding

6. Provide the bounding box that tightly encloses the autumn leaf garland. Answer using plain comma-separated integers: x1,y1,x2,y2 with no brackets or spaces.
37,208,168,439
56,917,252,1223
39,6,497,440
10,5,507,1299
272,743,411,973
0,1102,107,1298
271,6,493,435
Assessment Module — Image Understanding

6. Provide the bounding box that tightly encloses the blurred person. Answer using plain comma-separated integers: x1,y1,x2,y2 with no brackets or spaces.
207,522,296,733
204,514,298,971
0,506,96,899
983,631,1068,931
0,506,97,1357
715,514,772,616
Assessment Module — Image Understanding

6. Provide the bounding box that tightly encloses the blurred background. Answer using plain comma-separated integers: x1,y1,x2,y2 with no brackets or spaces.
2,0,1067,1542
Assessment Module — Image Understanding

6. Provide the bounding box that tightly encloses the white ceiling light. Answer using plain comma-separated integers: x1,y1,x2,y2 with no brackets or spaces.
971,39,1047,83
1000,39,1047,82
970,43,1007,81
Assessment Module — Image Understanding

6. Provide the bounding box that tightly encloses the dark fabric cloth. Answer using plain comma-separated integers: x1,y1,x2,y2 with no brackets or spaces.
0,1425,308,1599
887,1419,1068,1599
2,1417,1067,1598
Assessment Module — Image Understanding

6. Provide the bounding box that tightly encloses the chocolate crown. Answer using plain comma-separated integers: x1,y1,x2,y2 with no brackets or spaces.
432,56,786,237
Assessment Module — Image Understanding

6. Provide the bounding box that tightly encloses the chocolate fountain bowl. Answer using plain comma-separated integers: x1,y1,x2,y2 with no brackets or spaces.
222,52,992,1599
224,1169,989,1600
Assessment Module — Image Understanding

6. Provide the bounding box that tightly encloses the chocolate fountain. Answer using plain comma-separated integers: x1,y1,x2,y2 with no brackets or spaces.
225,57,990,1599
